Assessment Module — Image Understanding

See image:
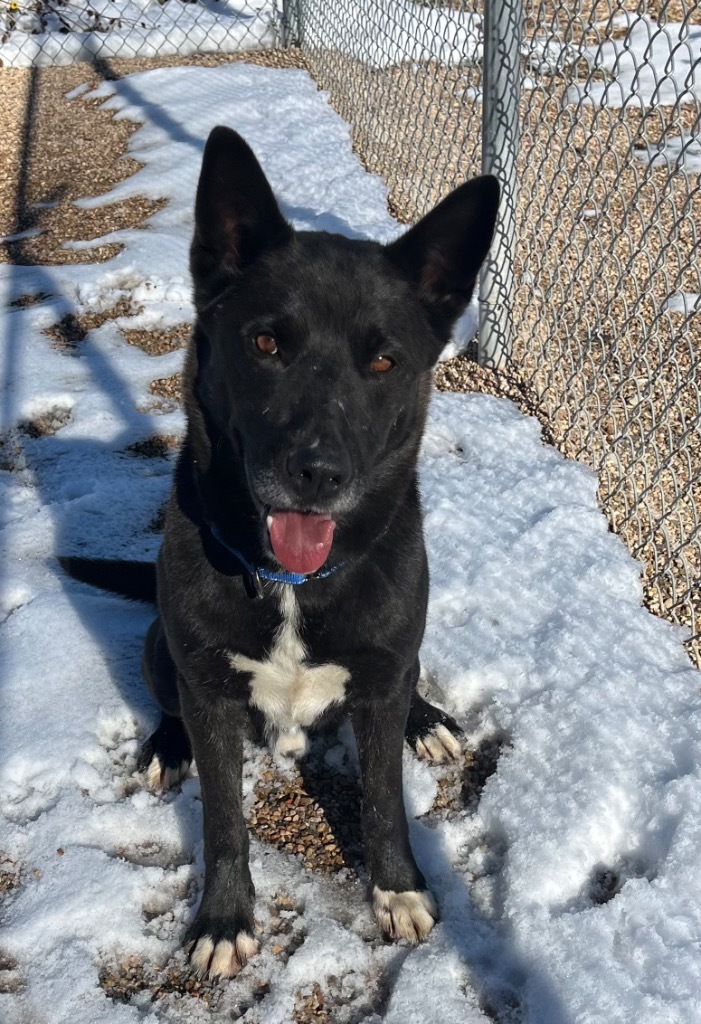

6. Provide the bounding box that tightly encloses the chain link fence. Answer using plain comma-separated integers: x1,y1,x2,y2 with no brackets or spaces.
3,0,701,664
0,0,275,66
512,2,701,665
297,0,701,666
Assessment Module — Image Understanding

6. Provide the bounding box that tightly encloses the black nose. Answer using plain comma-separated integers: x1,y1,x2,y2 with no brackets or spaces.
285,444,352,505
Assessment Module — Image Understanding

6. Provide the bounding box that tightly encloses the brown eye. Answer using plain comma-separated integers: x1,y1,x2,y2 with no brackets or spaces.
370,355,395,373
254,333,278,355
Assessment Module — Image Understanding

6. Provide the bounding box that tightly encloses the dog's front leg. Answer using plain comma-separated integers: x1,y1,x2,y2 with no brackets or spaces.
178,668,258,980
350,694,438,944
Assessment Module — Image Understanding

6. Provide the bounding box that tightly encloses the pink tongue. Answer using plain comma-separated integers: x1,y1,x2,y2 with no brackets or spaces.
268,511,336,574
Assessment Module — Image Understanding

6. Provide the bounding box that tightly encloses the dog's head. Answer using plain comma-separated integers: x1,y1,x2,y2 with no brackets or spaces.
189,127,499,574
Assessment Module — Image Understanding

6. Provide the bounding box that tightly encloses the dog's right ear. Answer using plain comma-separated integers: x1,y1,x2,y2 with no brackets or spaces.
190,127,293,306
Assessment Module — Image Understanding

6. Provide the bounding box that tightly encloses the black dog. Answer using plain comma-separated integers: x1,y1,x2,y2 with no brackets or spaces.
62,127,498,979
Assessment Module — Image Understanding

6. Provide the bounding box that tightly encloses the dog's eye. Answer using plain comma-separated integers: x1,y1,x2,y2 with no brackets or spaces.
254,333,278,356
370,355,395,373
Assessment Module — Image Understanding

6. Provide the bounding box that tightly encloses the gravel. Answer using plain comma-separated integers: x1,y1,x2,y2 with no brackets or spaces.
149,372,184,404
305,23,701,665
248,751,364,877
0,50,308,267
2,32,699,970
43,298,140,350
124,323,191,355
5,33,699,1019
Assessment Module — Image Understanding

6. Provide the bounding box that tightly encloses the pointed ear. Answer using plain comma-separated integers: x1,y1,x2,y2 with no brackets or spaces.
385,175,500,338
190,127,293,306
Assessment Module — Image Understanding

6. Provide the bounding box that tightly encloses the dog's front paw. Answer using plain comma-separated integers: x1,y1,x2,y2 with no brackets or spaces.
187,925,259,980
373,887,437,944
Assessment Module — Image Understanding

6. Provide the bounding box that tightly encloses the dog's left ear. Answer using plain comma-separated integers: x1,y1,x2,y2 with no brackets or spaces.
385,175,500,342
191,126,293,307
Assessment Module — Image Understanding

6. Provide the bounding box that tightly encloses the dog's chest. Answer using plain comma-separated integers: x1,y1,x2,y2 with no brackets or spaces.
228,587,348,756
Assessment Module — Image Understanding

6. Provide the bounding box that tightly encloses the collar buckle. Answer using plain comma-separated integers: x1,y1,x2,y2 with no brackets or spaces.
244,568,264,600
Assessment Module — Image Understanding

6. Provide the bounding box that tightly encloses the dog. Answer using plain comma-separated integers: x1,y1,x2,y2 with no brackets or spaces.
61,126,499,979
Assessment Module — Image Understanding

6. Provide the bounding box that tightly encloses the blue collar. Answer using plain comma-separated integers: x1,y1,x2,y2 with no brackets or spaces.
208,522,343,597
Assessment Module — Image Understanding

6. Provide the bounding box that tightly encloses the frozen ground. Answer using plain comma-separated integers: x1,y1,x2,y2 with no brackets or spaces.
1,63,701,1024
0,0,484,69
567,13,701,108
527,15,700,170
299,0,482,69
0,0,275,68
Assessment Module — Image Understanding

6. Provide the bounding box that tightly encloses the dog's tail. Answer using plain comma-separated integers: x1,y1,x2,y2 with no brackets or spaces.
59,557,157,604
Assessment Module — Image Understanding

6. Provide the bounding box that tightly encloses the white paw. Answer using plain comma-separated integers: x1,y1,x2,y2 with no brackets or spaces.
144,754,190,792
373,887,437,943
415,724,462,763
190,931,259,980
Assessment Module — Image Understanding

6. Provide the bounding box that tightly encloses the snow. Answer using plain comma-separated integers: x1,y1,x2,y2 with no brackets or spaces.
665,293,701,315
0,0,275,68
1,60,701,1024
566,14,701,108
0,0,483,69
300,0,482,69
634,132,701,175
422,397,701,1022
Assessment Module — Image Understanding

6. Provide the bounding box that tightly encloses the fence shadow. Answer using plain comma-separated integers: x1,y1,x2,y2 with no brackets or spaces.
0,55,191,892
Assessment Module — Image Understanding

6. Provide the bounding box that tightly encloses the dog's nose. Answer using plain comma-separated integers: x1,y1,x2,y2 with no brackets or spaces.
285,445,352,505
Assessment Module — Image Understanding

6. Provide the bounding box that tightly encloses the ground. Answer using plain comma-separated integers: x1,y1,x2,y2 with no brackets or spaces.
1,27,701,1024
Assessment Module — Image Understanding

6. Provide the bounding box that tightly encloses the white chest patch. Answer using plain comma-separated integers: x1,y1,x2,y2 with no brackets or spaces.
228,586,349,758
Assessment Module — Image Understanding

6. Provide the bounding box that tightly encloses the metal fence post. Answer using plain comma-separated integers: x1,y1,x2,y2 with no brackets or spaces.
280,0,289,47
479,0,523,368
297,0,305,45
279,0,302,47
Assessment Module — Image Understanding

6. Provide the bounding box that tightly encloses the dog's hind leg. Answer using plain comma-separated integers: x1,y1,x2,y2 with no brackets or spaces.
405,662,463,763
138,713,192,791
137,617,193,790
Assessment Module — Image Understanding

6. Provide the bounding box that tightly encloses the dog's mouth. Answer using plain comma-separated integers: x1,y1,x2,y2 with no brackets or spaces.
266,509,336,575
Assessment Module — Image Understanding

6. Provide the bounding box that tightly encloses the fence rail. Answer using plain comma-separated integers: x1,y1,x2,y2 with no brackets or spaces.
3,0,701,664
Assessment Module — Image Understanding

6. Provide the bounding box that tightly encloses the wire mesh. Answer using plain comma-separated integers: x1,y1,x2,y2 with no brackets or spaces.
298,1,485,223
297,0,701,665
3,0,701,664
0,0,276,66
514,1,701,664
